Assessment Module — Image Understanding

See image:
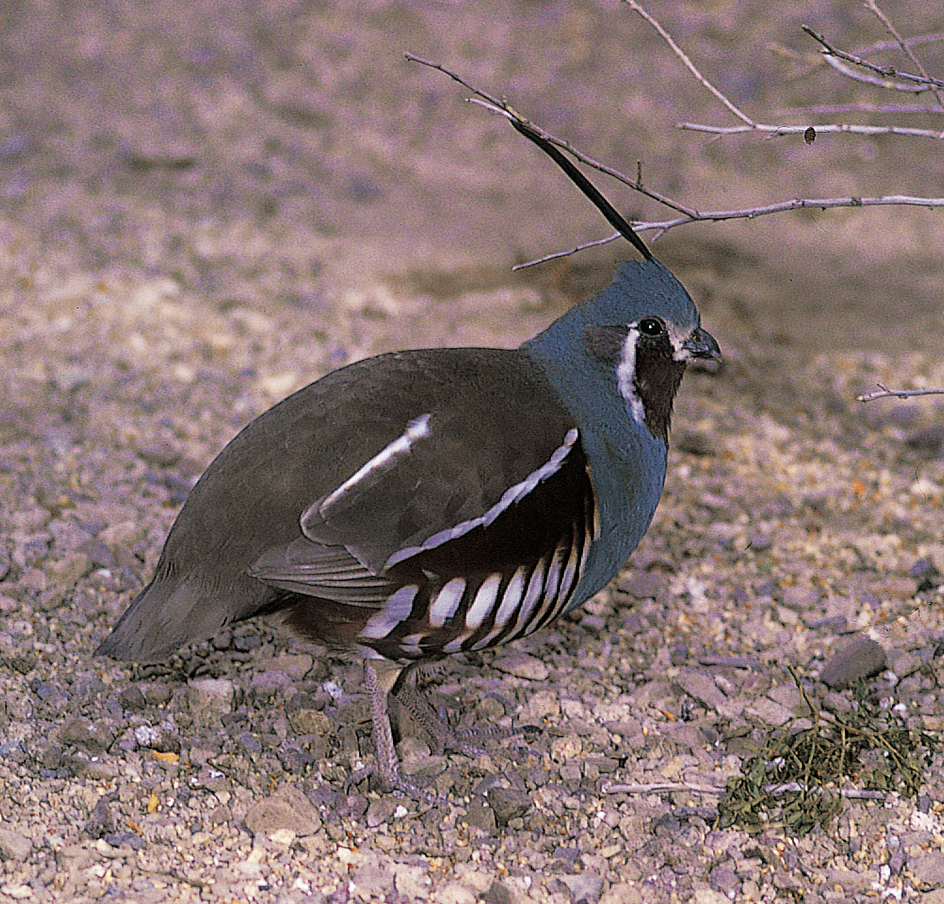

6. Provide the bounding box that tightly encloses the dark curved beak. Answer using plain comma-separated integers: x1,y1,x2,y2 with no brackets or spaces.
682,327,722,362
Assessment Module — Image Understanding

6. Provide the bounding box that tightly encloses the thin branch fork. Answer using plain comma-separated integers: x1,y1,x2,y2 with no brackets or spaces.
625,2,944,137
805,2,944,109
602,780,886,800
820,51,929,94
858,382,944,402
406,50,944,264
804,25,944,91
409,0,944,263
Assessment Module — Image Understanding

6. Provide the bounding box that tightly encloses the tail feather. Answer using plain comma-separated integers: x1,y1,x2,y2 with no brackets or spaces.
96,575,264,663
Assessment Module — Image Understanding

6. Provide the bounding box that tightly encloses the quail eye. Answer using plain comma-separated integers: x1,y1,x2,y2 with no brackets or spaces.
638,317,666,337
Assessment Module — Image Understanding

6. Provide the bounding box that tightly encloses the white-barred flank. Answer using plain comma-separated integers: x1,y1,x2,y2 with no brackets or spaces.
356,505,596,662
429,577,467,628
465,573,502,632
534,536,586,633
359,585,418,639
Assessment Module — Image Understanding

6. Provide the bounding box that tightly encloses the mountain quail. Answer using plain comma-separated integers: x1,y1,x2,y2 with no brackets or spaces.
97,114,720,796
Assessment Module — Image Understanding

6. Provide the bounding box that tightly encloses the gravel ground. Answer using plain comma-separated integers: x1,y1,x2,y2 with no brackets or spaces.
2,1,944,902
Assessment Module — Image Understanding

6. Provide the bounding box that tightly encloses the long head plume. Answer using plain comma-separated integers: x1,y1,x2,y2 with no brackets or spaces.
404,53,652,261
506,117,652,261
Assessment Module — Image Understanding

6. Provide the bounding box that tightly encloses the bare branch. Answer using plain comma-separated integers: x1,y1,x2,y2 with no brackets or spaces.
404,53,698,219
820,52,928,93
602,780,886,800
515,193,944,269
864,0,944,108
804,25,944,90
626,7,944,140
679,119,944,140
410,8,944,268
861,33,944,54
623,0,755,126
512,235,621,271
858,382,944,402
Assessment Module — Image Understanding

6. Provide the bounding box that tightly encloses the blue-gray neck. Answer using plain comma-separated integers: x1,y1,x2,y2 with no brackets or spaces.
522,259,697,608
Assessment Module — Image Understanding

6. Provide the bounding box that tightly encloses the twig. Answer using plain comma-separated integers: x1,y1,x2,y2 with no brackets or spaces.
404,52,696,219
469,100,652,260
625,5,942,136
512,235,620,270
820,53,926,93
864,0,944,108
680,22,944,137
409,9,944,262
679,119,944,140
837,56,916,97
623,7,944,136
602,780,886,800
623,0,754,126
516,193,944,267
804,25,944,90
858,382,944,402
859,33,944,54
404,53,658,259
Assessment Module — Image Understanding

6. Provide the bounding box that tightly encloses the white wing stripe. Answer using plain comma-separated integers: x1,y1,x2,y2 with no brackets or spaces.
386,427,579,568
321,414,431,514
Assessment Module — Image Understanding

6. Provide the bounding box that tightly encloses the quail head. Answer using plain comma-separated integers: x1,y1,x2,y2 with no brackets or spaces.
98,115,720,797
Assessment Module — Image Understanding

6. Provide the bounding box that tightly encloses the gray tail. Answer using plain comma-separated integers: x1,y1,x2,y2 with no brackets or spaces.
96,577,237,664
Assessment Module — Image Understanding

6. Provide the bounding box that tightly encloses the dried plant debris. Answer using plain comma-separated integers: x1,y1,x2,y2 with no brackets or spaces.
718,670,941,835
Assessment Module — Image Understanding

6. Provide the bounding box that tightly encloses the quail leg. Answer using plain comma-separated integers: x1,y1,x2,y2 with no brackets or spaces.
357,661,530,801
392,675,527,759
361,661,440,801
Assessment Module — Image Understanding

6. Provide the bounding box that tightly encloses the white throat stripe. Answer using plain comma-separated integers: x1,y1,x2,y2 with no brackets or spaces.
616,327,645,424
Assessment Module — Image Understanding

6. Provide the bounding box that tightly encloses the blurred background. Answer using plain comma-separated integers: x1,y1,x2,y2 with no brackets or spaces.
2,0,942,368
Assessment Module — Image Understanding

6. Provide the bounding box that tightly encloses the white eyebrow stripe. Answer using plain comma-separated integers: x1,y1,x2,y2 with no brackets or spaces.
322,414,431,513
386,427,579,568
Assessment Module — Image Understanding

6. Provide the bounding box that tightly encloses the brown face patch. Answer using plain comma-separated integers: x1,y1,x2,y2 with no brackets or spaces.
633,335,687,444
